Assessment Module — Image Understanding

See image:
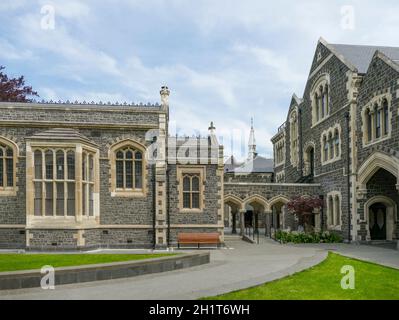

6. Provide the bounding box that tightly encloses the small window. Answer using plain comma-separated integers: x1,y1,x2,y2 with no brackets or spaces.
383,100,389,136
182,174,201,209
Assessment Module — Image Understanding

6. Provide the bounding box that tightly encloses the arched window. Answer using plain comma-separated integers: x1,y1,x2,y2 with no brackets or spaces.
323,135,328,162
334,195,341,226
289,110,299,167
328,196,334,226
314,93,320,122
115,147,143,190
334,129,340,158
182,174,200,209
320,85,325,118
324,84,329,115
311,76,330,125
328,132,334,160
366,109,372,142
383,99,389,136
376,104,381,139
0,143,14,189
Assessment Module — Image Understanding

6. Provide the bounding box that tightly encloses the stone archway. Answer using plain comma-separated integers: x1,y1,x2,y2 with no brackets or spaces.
243,195,268,237
364,196,397,241
357,152,399,241
224,195,244,235
269,196,290,236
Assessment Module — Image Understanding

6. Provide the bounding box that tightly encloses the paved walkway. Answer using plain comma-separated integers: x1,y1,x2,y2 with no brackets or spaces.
1,239,398,300
294,243,399,269
0,238,325,300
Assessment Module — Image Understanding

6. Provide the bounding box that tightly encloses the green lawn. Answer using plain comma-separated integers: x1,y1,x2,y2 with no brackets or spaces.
204,252,399,300
0,253,176,272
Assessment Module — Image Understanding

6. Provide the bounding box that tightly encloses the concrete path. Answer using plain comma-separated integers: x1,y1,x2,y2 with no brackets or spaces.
0,238,326,300
295,243,399,269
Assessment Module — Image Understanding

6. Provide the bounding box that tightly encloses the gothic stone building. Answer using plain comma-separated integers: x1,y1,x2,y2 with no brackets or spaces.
272,38,399,243
0,87,224,250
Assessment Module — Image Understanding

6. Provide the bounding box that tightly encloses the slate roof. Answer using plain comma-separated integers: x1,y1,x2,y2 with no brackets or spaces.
224,155,244,173
233,156,274,174
329,43,399,74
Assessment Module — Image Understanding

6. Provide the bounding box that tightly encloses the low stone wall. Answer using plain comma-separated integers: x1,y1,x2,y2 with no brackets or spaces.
0,252,210,290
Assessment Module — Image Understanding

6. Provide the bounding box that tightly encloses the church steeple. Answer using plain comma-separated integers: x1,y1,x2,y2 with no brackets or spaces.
248,117,257,160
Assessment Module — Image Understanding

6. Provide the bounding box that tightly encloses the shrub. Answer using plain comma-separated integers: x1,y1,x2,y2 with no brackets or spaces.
275,230,342,244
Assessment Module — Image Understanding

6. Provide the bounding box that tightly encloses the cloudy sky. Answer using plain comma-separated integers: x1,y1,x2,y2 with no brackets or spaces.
1,0,398,160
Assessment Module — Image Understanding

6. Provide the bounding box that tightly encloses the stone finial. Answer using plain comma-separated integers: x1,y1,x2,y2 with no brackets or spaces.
208,121,216,132
160,85,170,107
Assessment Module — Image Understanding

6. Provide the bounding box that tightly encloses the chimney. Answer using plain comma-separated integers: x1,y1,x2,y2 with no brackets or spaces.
160,85,170,108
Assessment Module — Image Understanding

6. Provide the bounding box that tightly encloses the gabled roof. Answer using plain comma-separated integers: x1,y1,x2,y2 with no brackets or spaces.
320,37,399,74
233,156,274,174
224,155,244,173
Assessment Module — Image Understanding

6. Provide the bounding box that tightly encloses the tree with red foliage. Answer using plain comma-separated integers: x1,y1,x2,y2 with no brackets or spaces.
287,196,324,232
0,66,38,102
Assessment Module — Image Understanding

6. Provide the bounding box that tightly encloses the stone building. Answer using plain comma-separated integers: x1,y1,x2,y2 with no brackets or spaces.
0,86,224,250
271,38,399,243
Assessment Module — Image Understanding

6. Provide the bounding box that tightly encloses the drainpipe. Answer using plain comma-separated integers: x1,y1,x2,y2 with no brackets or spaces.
166,168,171,247
298,107,304,178
345,111,351,243
152,165,156,249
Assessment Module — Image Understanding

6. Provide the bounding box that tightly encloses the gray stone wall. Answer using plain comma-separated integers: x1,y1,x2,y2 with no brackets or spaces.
224,172,273,183
0,229,25,249
168,164,220,225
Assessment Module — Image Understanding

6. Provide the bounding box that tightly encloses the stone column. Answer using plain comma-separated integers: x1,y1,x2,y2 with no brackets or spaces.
232,210,237,234
239,210,246,236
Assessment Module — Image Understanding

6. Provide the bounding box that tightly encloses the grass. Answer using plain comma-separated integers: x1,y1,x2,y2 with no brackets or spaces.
204,252,399,300
0,253,176,272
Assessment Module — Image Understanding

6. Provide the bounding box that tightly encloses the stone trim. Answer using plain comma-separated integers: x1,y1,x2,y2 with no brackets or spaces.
357,151,399,193
176,165,206,213
0,136,19,197
0,120,159,130
289,107,299,168
320,123,342,166
361,92,393,148
310,73,331,126
326,191,342,230
224,182,321,187
108,139,148,198
363,196,397,241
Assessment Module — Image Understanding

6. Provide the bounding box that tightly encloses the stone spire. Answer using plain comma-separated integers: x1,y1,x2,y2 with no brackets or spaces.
248,117,257,161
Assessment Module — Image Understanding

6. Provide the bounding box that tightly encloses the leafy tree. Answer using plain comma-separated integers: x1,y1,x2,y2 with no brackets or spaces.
287,196,324,232
0,66,38,102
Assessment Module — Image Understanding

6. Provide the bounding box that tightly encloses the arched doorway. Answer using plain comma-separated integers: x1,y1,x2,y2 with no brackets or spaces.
365,195,397,241
369,203,387,240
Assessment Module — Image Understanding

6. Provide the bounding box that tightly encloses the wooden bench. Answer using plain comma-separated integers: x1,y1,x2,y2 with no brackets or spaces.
177,233,221,249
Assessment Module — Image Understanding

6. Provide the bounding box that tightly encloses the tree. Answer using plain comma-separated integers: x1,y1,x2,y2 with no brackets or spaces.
287,196,324,232
0,66,38,102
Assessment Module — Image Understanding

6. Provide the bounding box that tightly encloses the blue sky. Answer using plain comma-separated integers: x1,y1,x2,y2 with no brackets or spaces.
1,0,399,160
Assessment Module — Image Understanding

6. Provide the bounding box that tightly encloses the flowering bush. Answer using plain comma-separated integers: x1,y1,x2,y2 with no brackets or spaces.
275,230,342,244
